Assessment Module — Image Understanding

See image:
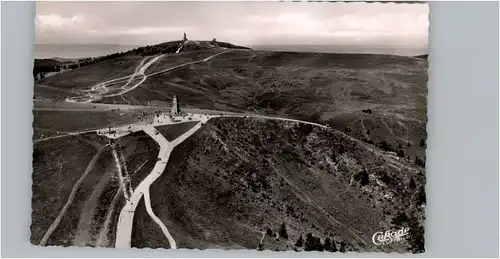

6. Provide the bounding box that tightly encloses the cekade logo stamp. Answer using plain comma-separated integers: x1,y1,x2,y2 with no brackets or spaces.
372,227,410,245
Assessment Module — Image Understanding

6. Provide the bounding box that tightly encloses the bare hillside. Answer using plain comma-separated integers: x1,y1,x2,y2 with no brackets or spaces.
129,117,426,253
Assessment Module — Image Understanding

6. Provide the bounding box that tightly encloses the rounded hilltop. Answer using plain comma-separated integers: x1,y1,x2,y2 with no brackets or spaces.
33,32,251,79
128,32,251,56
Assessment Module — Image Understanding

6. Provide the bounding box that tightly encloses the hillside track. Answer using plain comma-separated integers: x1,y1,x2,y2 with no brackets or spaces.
38,146,106,246
64,49,239,104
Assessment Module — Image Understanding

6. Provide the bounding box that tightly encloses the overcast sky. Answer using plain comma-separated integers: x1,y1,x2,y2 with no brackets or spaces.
35,1,428,49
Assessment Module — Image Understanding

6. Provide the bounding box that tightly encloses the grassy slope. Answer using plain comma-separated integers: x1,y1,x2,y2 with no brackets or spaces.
33,110,142,140
41,55,144,90
65,132,159,247
146,49,221,75
45,146,112,246
35,48,427,251
34,84,78,101
37,39,248,92
142,117,425,252
31,134,100,244
131,198,169,249
93,50,427,158
34,130,159,247
116,131,160,190
105,197,126,247
89,173,121,246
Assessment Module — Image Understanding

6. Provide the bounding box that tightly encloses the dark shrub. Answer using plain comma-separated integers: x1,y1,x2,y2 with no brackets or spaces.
339,241,346,253
416,185,426,206
409,178,417,189
408,217,425,253
295,235,304,247
314,237,324,252
354,170,370,186
304,233,325,251
379,141,394,152
380,172,393,185
415,157,425,167
391,212,409,227
278,223,288,239
362,109,373,114
323,237,337,252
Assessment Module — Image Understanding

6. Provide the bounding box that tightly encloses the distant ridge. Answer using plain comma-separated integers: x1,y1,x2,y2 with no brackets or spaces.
251,44,428,57
34,44,140,59
414,54,428,59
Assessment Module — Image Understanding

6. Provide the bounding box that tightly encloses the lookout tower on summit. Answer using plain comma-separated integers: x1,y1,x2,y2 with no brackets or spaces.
183,32,187,41
170,95,181,116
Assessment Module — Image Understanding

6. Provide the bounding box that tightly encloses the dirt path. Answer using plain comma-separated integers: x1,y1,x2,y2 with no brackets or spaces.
381,116,395,136
333,174,355,201
38,147,106,246
145,49,234,78
33,129,98,143
72,167,114,247
65,49,237,104
114,121,207,249
65,54,165,103
44,104,399,249
112,147,131,201
360,118,371,141
95,186,122,247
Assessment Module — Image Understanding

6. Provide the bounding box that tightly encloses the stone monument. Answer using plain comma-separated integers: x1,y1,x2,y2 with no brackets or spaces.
170,95,180,116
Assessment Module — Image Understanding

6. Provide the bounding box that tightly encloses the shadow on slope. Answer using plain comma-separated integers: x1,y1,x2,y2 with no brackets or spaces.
156,121,199,141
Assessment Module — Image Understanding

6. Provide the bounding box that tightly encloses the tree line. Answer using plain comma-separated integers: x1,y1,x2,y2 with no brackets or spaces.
259,223,350,253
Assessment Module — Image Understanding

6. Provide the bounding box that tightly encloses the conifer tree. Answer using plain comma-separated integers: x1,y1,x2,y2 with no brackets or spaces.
295,235,304,247
279,223,288,239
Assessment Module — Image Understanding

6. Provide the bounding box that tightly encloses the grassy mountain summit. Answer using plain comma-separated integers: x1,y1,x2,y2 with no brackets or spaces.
36,41,428,170
33,37,427,252
124,38,250,57
33,37,250,80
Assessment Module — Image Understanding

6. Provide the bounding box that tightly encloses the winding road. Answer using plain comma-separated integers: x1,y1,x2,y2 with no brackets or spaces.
107,112,331,249
114,120,207,249
37,106,352,248
65,49,235,104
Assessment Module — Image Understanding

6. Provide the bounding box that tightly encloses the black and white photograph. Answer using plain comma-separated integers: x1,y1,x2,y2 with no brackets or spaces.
32,1,428,253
